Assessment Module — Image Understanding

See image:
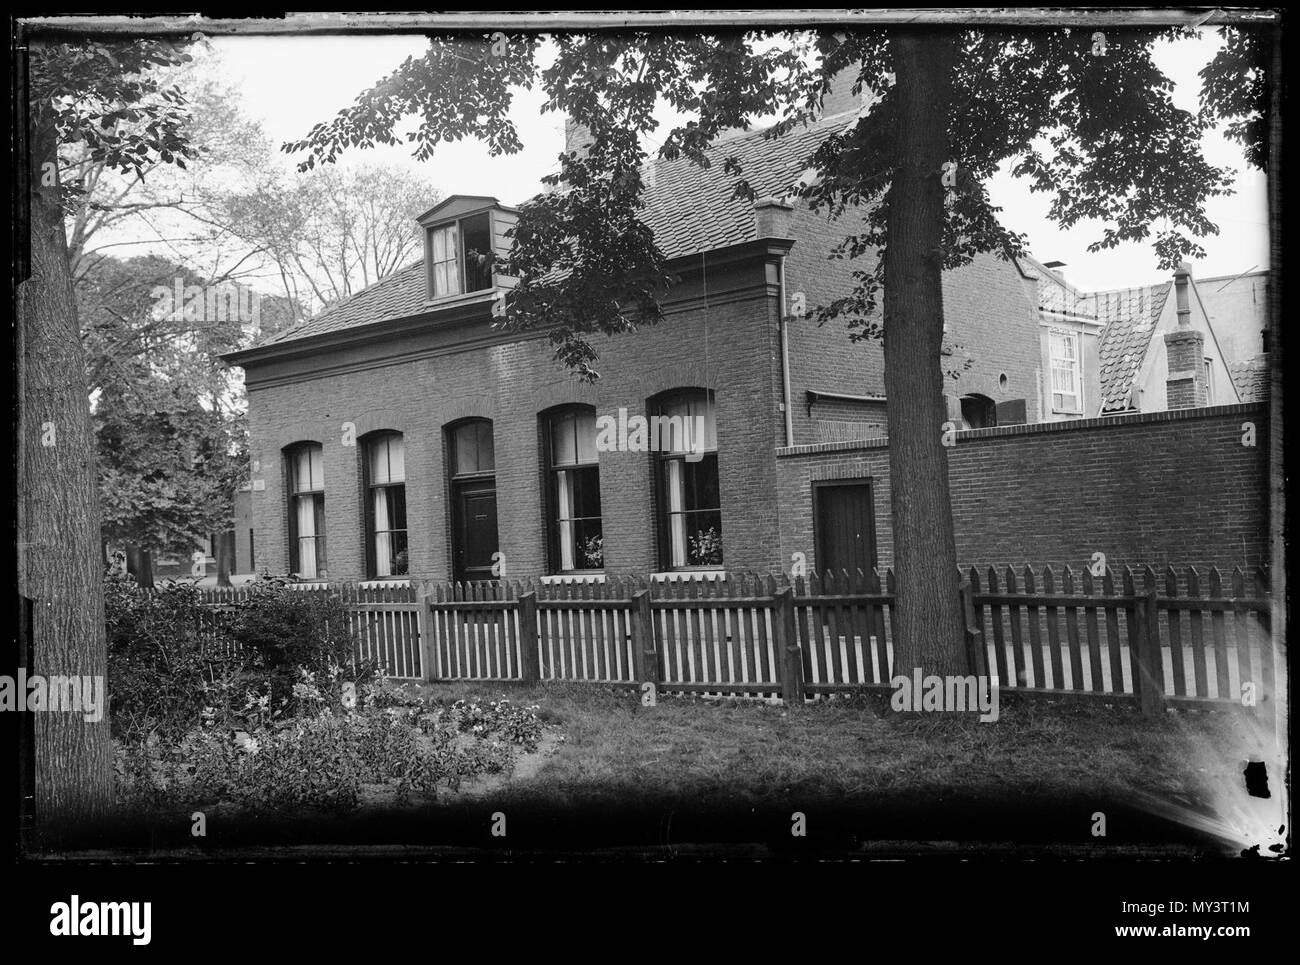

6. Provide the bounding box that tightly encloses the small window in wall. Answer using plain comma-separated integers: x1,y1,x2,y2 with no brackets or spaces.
286,443,326,579
1204,357,1215,404
428,211,494,299
545,407,603,572
653,390,723,570
1049,330,1082,413
364,432,408,578
960,394,997,429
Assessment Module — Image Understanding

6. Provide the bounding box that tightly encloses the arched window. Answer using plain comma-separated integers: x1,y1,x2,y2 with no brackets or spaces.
960,394,997,429
543,406,602,572
447,419,499,581
285,442,326,578
363,432,408,577
652,389,722,569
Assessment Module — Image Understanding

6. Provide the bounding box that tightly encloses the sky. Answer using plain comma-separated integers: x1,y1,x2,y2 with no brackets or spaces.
213,29,1269,294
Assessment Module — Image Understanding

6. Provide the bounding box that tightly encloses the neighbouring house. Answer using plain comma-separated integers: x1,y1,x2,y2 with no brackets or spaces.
1025,258,1244,416
223,80,1268,582
1198,268,1270,365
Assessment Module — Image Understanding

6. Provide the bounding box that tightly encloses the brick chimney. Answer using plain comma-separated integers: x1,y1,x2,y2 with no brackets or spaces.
564,116,595,159
1164,263,1207,408
754,196,795,239
820,67,876,117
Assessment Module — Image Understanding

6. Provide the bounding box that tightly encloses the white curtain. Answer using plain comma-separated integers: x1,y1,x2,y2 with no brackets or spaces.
557,469,575,571
666,460,687,566
373,489,392,577
296,496,318,578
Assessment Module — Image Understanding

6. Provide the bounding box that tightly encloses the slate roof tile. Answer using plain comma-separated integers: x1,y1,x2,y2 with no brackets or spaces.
1095,283,1171,412
255,113,853,349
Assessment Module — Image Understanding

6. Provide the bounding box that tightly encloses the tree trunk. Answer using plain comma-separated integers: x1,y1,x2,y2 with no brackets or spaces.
127,544,156,589
217,530,234,587
17,111,114,835
881,32,967,677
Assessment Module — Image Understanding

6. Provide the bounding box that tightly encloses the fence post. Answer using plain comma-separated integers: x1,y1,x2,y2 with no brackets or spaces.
1133,586,1165,717
774,585,805,704
631,590,658,688
418,582,436,683
518,591,539,685
960,578,986,678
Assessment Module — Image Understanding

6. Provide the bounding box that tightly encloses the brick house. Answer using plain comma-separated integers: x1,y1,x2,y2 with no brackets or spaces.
223,97,1058,583
1025,257,1242,417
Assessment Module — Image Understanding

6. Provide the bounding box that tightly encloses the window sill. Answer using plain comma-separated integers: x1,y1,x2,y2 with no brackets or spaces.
423,288,497,311
651,570,727,582
540,573,606,584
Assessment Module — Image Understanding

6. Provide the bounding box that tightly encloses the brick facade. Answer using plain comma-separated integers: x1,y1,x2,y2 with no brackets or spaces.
776,403,1268,575
233,194,1261,585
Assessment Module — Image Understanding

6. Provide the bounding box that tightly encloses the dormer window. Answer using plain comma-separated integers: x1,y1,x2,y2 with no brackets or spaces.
418,196,517,304
428,212,493,298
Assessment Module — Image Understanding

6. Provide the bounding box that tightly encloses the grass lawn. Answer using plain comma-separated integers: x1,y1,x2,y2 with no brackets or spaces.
363,680,1277,856
78,680,1281,858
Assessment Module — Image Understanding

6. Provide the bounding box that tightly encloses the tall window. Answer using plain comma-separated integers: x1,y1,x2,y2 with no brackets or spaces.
364,432,408,577
1049,330,1082,413
286,443,326,579
1204,357,1215,404
428,212,493,299
545,407,602,572
654,390,722,570
447,419,499,582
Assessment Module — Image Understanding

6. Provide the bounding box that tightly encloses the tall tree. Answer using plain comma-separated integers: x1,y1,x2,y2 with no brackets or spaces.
286,26,1267,675
79,254,254,585
214,161,440,318
20,35,195,832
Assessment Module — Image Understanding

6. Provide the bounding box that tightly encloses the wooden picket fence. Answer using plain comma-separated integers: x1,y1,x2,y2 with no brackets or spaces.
193,582,424,678
965,563,1273,717
188,564,1275,716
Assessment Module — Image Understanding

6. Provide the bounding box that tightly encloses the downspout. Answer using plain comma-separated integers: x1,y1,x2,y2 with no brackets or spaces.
778,253,794,448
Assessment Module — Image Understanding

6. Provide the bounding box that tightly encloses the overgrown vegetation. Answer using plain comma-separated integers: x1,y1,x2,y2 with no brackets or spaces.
106,575,549,814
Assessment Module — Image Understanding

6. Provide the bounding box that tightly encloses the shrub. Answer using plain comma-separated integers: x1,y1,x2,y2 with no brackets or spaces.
223,577,376,703
115,710,457,813
105,575,248,740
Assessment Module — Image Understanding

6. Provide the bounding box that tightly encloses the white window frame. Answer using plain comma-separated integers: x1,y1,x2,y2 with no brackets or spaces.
426,212,495,301
1049,329,1083,414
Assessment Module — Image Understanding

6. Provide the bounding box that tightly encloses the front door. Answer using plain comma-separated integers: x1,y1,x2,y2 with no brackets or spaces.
814,481,877,577
453,482,499,582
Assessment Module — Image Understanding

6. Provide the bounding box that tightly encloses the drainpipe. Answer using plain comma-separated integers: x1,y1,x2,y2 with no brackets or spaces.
778,255,795,448
754,196,797,448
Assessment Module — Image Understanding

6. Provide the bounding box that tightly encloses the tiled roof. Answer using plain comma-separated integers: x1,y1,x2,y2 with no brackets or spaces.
1229,354,1269,403
254,113,853,349
258,260,428,347
1095,283,1171,413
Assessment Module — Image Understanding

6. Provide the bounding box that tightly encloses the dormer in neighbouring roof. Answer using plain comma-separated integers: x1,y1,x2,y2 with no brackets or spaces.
416,195,519,304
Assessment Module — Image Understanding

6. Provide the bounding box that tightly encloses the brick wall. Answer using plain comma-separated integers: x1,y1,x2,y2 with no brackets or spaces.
242,257,786,581
780,201,1043,447
777,403,1269,575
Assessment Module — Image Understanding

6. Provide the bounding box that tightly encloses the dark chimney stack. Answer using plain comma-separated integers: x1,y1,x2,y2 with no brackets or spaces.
1164,263,1207,408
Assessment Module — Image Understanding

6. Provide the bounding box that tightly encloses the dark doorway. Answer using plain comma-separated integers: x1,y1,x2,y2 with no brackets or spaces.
960,393,997,429
813,481,878,576
448,419,499,582
453,482,499,581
